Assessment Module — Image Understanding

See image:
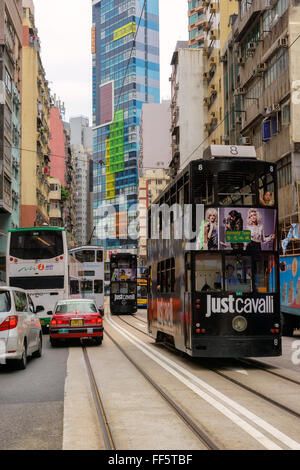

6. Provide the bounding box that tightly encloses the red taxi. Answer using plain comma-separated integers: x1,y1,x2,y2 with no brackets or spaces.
49,299,103,346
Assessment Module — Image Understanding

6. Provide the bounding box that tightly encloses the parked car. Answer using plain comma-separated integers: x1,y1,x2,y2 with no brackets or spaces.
0,287,42,370
49,298,104,346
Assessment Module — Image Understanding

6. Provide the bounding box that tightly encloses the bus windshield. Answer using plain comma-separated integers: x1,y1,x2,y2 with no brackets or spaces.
10,230,64,260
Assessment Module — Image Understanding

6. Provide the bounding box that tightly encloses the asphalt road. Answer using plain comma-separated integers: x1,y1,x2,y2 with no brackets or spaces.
0,334,69,450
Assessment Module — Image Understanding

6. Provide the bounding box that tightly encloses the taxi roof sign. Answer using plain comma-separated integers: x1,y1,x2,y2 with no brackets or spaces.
203,145,257,160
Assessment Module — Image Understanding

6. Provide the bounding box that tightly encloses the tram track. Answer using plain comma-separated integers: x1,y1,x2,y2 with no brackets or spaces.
104,329,219,450
82,345,115,450
82,316,219,450
236,358,300,387
118,313,300,422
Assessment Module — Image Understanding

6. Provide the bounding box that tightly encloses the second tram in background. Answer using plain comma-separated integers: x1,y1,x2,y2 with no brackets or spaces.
147,145,281,358
137,266,148,309
69,245,104,315
110,253,137,314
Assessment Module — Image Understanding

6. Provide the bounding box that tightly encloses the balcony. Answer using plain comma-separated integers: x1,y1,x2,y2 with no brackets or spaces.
233,0,269,42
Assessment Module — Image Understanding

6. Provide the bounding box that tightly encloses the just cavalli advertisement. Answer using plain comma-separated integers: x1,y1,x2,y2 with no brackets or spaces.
196,207,277,252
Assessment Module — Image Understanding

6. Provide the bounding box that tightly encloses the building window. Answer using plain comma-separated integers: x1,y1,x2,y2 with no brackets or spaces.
277,154,291,188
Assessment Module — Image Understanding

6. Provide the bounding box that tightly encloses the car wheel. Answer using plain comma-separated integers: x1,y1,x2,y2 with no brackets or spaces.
33,334,43,358
94,337,103,346
14,341,27,370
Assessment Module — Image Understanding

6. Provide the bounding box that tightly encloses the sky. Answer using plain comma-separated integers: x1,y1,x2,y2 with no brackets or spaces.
34,0,188,123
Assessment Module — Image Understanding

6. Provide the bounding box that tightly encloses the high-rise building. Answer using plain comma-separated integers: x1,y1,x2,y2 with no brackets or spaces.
21,1,51,227
92,0,160,250
0,0,22,260
69,116,93,245
169,43,206,173
188,0,238,146
139,100,172,174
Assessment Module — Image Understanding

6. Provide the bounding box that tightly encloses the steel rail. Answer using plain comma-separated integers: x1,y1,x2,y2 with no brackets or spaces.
82,345,115,450
115,317,300,421
105,329,219,450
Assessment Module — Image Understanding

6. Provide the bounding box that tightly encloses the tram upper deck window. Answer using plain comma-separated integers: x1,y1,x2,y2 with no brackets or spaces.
218,171,256,206
195,254,222,292
193,173,214,205
259,171,275,207
97,250,103,262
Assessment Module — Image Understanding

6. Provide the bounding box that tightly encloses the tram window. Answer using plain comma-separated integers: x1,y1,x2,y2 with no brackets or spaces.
97,251,103,262
218,172,256,206
82,250,95,262
157,259,175,293
253,255,277,293
185,254,191,292
94,280,103,294
129,284,136,294
195,254,222,292
194,174,214,205
75,251,83,263
259,172,275,207
138,285,147,298
70,280,79,295
120,283,129,295
111,282,119,294
224,256,252,293
80,280,93,293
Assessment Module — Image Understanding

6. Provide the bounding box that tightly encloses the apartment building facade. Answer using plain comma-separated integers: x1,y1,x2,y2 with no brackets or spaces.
0,0,22,256
223,0,299,238
169,43,206,173
21,2,51,227
189,0,238,146
92,0,160,251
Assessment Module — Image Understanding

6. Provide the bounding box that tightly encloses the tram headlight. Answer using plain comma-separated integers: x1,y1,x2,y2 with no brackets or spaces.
232,316,247,333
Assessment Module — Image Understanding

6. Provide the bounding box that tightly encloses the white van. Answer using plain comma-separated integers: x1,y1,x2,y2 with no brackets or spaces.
0,287,42,370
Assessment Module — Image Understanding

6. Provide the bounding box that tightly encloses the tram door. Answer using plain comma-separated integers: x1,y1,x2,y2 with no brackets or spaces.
184,254,192,350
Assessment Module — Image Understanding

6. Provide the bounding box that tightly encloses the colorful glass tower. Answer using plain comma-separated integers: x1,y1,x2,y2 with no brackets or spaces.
92,0,160,250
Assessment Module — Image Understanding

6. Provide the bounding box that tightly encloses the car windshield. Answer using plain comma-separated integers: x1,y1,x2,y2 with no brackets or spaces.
55,302,97,314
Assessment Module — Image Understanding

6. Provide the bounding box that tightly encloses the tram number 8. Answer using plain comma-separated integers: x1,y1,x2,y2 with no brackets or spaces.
230,146,239,156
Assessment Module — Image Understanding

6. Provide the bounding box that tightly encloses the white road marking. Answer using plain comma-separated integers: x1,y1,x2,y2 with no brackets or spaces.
222,367,248,376
107,313,300,450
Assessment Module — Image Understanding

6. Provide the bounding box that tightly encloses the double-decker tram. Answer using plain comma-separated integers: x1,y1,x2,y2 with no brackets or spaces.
147,145,281,357
69,246,104,315
110,253,137,314
6,227,69,331
137,266,148,309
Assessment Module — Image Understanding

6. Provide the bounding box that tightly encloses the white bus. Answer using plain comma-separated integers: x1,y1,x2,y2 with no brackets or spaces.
69,246,104,315
6,227,69,332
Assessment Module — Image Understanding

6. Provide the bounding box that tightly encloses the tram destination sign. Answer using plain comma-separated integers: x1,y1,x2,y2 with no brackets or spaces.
203,145,257,159
226,230,251,243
